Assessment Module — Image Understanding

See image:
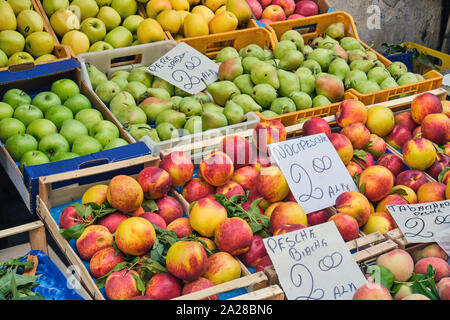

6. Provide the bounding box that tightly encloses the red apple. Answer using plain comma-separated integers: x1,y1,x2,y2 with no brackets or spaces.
295,0,319,17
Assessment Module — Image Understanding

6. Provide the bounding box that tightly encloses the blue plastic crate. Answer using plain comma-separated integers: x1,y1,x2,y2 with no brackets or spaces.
385,52,414,73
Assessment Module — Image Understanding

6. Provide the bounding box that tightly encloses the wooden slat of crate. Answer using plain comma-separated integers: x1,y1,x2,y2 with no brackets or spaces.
229,285,285,300
0,220,48,256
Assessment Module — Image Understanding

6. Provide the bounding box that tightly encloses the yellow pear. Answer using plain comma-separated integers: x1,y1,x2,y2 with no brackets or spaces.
225,0,251,26
208,10,237,34
183,13,209,38
146,0,172,19
201,0,226,12
62,30,89,55
215,5,226,14
156,9,181,34
137,18,165,43
169,0,189,11
96,6,121,31
0,1,17,31
17,10,44,37
191,5,215,24
50,9,80,37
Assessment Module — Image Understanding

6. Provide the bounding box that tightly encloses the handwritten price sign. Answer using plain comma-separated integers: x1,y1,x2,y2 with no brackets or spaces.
387,199,450,243
147,42,219,94
263,222,367,300
268,133,358,213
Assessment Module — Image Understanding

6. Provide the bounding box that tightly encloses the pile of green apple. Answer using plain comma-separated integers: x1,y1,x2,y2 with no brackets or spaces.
88,64,244,142
0,78,128,172
0,0,58,67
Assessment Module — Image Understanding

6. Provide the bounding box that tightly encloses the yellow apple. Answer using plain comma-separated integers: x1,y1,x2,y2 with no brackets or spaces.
25,32,55,58
62,30,89,55
16,10,44,37
50,9,80,37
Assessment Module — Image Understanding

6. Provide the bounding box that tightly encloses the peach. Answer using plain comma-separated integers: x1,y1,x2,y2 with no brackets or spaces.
417,182,446,203
250,150,272,171
413,125,422,137
376,153,404,176
199,151,234,187
159,151,194,187
89,247,125,279
395,112,417,133
393,283,413,300
364,134,386,159
362,212,396,235
137,167,172,200
252,120,286,154
214,217,253,256
218,135,253,169
415,257,450,282
182,178,215,203
97,212,128,233
167,217,193,238
261,5,286,21
385,124,412,150
358,165,394,202
203,252,241,285
264,202,282,218
216,180,245,198
411,92,443,124
335,100,368,128
273,224,306,236
422,244,448,260
76,225,113,261
182,277,218,300
241,201,264,214
144,272,181,300
366,105,395,137
329,133,354,165
346,161,363,178
426,154,449,180
335,191,371,226
376,249,414,281
437,277,450,300
115,217,156,256
392,185,417,204
341,122,371,149
270,201,307,233
255,255,273,273
307,209,330,226
59,205,91,229
156,195,183,225
302,117,331,138
231,166,259,191
107,175,144,213
255,166,290,202
166,240,208,281
421,113,450,145
375,194,408,214
139,212,167,229
105,269,140,300
328,213,359,241
197,237,216,251
402,294,430,300
81,184,108,205
189,197,227,237
353,151,374,170
352,282,392,300
396,169,428,192
239,235,267,268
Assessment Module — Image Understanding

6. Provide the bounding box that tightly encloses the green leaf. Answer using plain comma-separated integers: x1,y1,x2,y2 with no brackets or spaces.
59,223,86,241
366,148,385,158
142,200,159,213
390,282,404,294
438,166,450,183
367,265,395,290
131,273,146,296
10,273,17,298
359,183,366,195
431,142,445,155
352,173,360,186
353,149,367,162
389,187,408,197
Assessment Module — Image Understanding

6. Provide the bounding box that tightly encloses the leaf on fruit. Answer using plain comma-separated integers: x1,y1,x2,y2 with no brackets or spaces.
95,262,129,290
438,166,450,183
389,187,408,196
432,142,445,155
367,265,395,290
359,182,366,195
72,202,87,219
366,148,384,158
352,173,360,186
59,223,86,241
142,200,158,213
408,265,440,300
131,273,146,296
353,149,367,161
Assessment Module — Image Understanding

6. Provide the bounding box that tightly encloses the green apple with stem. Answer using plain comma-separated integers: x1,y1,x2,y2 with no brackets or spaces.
44,105,73,129
0,118,25,141
2,89,31,109
26,119,57,141
59,119,89,146
51,78,80,103
32,91,61,113
20,150,50,172
13,104,43,126
5,133,38,161
80,17,106,44
38,133,70,159
64,93,92,115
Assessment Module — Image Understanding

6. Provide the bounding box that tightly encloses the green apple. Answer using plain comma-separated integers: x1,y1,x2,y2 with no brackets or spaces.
5,133,38,161
51,151,80,161
0,30,25,57
122,15,143,34
111,0,137,19
0,49,8,67
38,133,70,159
95,80,120,104
80,17,106,44
2,89,31,109
64,93,92,115
26,119,57,141
104,26,133,49
72,135,102,156
95,0,112,6
35,54,57,63
13,104,43,126
89,120,119,137
103,137,128,150
51,78,80,102
44,105,74,129
32,91,61,113
96,6,121,31
20,150,50,172
94,130,119,147
71,0,99,20
25,32,54,58
8,51,34,66
0,102,14,120
89,41,113,52
16,9,44,37
59,119,88,146
0,118,25,141
42,0,70,17
74,108,103,131
8,0,33,15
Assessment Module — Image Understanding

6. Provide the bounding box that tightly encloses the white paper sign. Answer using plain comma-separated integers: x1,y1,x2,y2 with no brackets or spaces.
146,42,219,94
267,133,359,213
263,222,367,300
387,200,450,243
435,229,450,259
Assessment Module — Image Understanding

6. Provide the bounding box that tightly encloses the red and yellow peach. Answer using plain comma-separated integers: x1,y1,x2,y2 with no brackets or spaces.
115,217,156,256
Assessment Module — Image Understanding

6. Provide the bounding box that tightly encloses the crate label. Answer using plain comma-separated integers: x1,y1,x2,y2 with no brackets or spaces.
267,133,358,213
387,199,450,243
263,222,367,300
147,42,219,94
